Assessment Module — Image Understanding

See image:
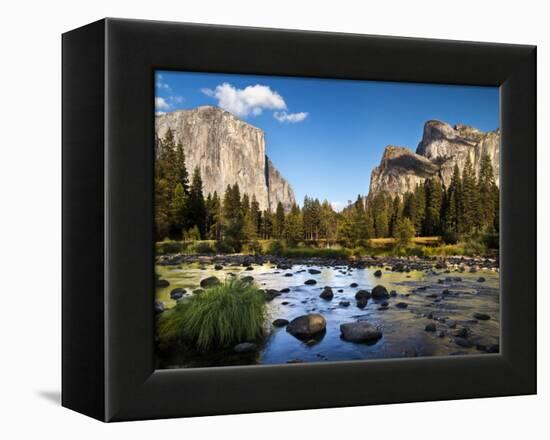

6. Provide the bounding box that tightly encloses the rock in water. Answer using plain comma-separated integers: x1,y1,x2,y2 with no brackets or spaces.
286,314,327,340
374,269,382,277
272,319,289,327
233,342,257,353
308,268,321,274
170,288,185,299
200,276,221,288
304,279,317,285
340,322,382,343
319,287,334,300
367,120,499,200
425,323,436,332
154,301,164,314
473,313,491,320
371,285,389,299
155,106,295,212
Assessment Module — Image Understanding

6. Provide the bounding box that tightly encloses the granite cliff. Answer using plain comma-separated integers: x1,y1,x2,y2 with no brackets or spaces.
155,106,296,212
368,120,500,199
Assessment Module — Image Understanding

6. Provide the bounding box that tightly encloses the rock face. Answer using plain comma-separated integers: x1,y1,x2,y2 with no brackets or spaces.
155,106,296,212
368,120,500,199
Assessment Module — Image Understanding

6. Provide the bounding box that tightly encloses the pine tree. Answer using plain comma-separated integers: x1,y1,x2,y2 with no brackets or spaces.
187,167,207,238
389,195,403,237
222,184,244,251
284,203,303,246
443,164,461,233
423,178,443,236
460,155,478,234
169,183,187,239
478,153,497,231
413,184,426,235
274,202,285,239
250,195,261,237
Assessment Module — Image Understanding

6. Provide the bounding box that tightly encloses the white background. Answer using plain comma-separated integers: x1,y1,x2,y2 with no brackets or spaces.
0,0,546,437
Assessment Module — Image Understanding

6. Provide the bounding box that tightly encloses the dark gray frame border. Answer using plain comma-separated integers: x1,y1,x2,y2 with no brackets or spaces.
63,18,536,422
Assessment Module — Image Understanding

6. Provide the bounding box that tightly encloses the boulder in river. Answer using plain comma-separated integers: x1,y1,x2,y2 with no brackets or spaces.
280,288,290,293
241,275,254,282
284,273,293,277
425,323,437,332
170,288,185,300
374,269,382,277
454,337,473,348
286,314,327,340
395,302,408,309
350,283,358,288
355,290,371,300
233,342,257,353
371,285,390,299
339,301,350,307
473,312,490,320
154,301,164,314
477,277,486,283
272,318,289,327
214,264,224,270
308,268,321,275
264,289,282,301
304,279,317,285
156,279,170,288
356,298,368,309
340,321,382,343
319,287,334,300
200,276,221,288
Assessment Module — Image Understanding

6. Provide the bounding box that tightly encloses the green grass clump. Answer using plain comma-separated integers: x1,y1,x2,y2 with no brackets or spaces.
157,279,266,351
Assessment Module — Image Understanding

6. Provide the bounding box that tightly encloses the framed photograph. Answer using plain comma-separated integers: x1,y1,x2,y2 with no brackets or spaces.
62,18,536,421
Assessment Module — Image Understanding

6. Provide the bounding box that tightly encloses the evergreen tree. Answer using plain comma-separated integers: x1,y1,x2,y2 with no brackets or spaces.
389,195,403,237
394,217,416,247
478,153,498,231
423,178,443,236
460,155,478,234
187,167,207,238
274,202,285,239
205,191,223,240
320,200,338,245
169,183,187,239
443,164,461,233
222,184,244,251
284,203,303,246
249,195,261,237
413,184,426,235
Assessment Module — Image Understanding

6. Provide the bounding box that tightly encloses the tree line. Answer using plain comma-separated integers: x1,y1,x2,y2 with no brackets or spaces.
156,130,499,250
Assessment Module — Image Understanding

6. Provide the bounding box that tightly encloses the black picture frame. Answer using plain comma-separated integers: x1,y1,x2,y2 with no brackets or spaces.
62,18,536,422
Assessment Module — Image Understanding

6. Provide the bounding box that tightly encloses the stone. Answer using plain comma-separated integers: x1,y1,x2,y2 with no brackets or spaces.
425,323,437,332
233,342,257,353
308,268,321,274
374,269,382,277
272,319,289,327
350,283,358,288
154,301,164,314
280,288,290,293
356,298,368,309
355,290,371,300
284,273,293,277
200,276,220,288
340,321,382,343
371,285,390,299
264,289,281,301
473,313,491,320
454,328,470,338
304,279,317,285
241,275,254,282
477,277,486,282
339,301,350,307
156,279,169,288
156,106,295,212
214,264,224,270
454,337,473,348
286,314,327,340
170,288,185,300
319,287,334,300
395,302,408,309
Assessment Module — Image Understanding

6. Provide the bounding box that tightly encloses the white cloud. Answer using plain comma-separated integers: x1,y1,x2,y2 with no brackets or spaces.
201,83,286,117
155,97,170,111
170,95,184,104
273,111,308,123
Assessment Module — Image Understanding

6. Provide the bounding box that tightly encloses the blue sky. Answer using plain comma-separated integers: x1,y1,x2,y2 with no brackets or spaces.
156,70,499,210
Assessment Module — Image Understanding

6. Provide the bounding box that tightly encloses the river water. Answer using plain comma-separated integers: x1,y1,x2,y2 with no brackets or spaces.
156,261,500,368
